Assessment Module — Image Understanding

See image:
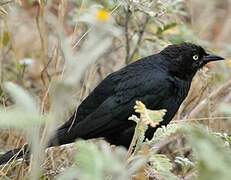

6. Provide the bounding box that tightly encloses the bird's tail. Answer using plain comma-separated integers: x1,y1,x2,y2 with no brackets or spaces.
0,131,65,165
0,126,76,165
0,144,29,165
0,115,76,165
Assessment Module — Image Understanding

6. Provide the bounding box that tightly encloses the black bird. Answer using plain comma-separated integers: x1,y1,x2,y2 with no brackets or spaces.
0,43,224,165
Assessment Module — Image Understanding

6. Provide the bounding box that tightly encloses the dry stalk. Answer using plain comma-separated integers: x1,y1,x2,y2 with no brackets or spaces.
183,79,231,119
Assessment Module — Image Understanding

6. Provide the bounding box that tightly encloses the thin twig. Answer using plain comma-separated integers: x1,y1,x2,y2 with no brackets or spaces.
40,56,52,84
124,6,131,64
126,125,139,159
36,1,49,86
183,79,231,119
179,75,210,119
172,116,231,123
128,16,149,63
72,29,91,49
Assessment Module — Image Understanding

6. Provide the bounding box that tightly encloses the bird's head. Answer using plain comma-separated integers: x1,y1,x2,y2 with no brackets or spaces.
160,43,225,79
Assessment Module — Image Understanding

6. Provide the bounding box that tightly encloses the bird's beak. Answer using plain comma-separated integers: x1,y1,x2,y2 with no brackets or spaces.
203,54,225,63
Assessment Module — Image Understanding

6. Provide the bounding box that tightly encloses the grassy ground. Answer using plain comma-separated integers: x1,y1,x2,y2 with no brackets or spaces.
0,0,231,179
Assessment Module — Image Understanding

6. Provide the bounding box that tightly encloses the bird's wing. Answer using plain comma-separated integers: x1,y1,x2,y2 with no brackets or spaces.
57,72,120,130
53,68,173,145
75,73,118,121
59,56,164,129
114,68,172,107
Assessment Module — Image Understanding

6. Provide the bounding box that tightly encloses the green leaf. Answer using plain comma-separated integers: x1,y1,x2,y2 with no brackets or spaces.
74,141,130,180
71,140,148,180
150,154,178,180
149,123,181,144
151,154,172,172
156,22,177,35
75,141,105,180
134,101,166,127
175,156,194,175
0,31,10,47
184,125,231,180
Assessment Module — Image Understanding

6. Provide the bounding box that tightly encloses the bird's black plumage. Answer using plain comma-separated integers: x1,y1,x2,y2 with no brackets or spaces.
0,42,224,164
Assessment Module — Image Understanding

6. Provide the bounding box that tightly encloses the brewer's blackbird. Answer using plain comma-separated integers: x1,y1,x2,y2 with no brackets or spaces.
0,42,224,164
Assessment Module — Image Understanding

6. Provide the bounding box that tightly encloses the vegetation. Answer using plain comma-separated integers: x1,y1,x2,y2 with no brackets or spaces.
0,0,230,179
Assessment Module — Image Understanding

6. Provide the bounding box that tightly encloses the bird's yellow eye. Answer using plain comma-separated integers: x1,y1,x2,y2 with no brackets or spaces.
193,55,199,61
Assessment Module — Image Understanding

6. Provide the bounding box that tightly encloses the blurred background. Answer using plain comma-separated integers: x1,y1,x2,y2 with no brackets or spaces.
0,0,231,179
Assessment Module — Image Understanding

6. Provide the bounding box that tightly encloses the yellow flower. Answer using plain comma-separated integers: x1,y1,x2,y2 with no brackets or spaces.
226,58,231,68
96,9,110,22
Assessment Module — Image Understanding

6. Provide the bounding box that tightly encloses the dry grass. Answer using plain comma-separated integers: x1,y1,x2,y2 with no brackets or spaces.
0,0,230,179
